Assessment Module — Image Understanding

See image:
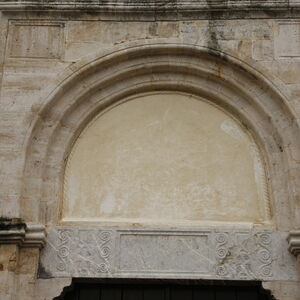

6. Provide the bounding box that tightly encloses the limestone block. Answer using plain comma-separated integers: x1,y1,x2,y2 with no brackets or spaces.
0,245,18,300
0,271,16,300
216,40,241,55
65,42,106,62
275,21,300,59
179,21,207,45
149,22,179,38
35,278,72,300
263,281,300,300
252,40,274,61
7,21,64,60
284,84,300,116
65,21,179,61
66,21,126,43
252,22,272,40
0,245,18,272
277,62,300,84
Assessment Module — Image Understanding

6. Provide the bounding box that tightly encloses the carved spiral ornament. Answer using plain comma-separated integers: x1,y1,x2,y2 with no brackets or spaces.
259,265,272,277
258,249,271,263
100,246,110,258
216,233,228,245
97,263,109,273
57,262,66,272
49,228,278,279
99,231,111,242
216,265,228,276
58,230,71,241
258,233,271,246
58,246,70,258
217,247,227,259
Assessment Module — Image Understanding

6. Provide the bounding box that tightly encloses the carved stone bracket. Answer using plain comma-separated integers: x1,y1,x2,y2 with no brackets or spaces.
287,230,300,257
0,218,46,249
23,224,47,248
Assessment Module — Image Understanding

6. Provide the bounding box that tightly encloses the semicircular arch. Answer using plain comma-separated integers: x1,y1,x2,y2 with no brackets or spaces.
21,41,300,230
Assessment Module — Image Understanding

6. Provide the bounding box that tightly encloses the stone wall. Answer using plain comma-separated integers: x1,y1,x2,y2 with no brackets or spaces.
1,1,300,299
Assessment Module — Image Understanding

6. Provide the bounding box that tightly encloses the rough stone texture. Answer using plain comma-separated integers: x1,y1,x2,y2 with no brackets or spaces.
0,1,300,299
40,227,299,282
263,282,300,300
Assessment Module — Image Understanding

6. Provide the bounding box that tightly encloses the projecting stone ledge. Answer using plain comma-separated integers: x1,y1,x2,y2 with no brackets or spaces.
0,0,299,14
287,230,300,257
0,218,46,249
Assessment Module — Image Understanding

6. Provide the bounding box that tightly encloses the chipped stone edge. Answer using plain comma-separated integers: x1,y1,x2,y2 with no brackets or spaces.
287,230,300,257
0,220,46,249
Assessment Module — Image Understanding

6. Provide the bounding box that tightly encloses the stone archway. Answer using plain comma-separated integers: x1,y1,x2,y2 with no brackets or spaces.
62,91,271,226
17,41,300,299
21,40,300,229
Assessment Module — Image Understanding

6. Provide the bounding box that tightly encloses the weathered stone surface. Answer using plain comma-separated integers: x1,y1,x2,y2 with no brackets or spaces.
1,2,300,299
40,227,299,281
7,21,64,59
0,219,45,248
288,231,300,257
275,21,300,59
0,0,296,15
263,281,300,300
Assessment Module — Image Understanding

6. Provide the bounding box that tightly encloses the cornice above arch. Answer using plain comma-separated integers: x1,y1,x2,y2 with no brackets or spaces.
20,41,300,231
1,0,300,21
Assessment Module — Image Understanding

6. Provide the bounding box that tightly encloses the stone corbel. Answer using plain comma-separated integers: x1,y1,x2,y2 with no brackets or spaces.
0,218,46,249
287,230,300,257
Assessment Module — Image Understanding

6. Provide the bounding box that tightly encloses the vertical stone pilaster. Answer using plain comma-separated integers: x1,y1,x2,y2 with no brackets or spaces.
0,244,19,300
0,220,46,300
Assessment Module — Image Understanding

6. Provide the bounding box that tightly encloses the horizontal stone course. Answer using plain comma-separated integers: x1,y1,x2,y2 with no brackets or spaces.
0,0,299,14
40,227,299,281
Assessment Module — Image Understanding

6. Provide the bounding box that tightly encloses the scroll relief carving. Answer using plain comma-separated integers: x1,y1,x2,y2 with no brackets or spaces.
56,229,112,276
40,228,296,281
214,232,273,280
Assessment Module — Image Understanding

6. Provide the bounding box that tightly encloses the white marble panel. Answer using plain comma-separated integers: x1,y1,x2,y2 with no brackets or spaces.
39,227,299,281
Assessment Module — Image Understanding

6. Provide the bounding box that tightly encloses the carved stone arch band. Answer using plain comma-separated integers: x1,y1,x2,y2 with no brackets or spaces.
20,40,300,231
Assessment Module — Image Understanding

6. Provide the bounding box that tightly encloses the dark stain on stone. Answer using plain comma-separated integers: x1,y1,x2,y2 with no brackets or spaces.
207,24,221,52
206,1,222,55
38,263,54,279
206,47,229,62
149,23,158,36
235,63,259,81
0,218,26,231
